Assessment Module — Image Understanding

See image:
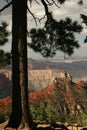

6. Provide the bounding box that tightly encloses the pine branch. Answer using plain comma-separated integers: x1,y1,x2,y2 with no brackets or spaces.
41,0,49,16
27,3,46,26
0,1,12,12
51,0,60,8
27,5,38,26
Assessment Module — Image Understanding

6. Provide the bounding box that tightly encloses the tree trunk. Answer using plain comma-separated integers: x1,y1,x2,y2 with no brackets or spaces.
5,0,32,129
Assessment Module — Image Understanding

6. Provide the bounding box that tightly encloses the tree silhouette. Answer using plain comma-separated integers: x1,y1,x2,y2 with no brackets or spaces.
80,14,87,43
0,22,11,67
29,17,82,59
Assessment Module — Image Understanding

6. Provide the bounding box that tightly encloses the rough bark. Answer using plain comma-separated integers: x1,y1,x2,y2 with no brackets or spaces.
5,0,32,129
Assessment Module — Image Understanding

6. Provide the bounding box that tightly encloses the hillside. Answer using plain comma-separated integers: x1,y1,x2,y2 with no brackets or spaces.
1,71,87,125
29,76,87,125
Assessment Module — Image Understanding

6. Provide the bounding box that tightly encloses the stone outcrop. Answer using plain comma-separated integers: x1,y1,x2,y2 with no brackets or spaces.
53,70,72,84
58,70,72,81
0,69,12,80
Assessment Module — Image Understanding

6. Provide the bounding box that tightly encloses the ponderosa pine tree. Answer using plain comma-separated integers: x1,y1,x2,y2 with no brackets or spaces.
0,0,66,129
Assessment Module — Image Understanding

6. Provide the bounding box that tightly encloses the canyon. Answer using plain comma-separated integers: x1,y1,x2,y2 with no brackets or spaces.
0,58,87,96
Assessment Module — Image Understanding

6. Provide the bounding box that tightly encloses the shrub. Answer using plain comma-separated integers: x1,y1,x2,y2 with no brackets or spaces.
0,110,11,123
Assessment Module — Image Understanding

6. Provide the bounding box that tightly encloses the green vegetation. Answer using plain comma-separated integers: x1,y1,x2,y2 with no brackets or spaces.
29,80,87,126
29,17,82,59
30,103,59,123
1,106,87,126
80,14,87,43
0,22,11,68
30,103,87,126
0,110,11,123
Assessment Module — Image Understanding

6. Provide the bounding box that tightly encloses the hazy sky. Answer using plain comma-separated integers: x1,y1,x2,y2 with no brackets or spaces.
0,0,87,60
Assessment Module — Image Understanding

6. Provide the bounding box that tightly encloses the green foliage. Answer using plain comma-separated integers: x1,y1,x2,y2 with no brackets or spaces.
30,103,63,123
0,50,11,67
28,16,82,58
0,110,11,123
30,103,87,126
80,14,87,26
0,22,11,67
80,14,87,43
0,22,9,46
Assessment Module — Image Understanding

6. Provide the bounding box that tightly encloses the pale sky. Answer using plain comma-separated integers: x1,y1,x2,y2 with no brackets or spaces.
0,0,87,60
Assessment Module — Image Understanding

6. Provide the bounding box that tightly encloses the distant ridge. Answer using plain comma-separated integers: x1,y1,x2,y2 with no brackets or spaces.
28,58,87,80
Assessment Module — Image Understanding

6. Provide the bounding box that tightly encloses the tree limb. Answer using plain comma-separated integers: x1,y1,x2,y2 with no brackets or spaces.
35,0,41,5
0,1,12,12
27,3,46,26
51,0,60,8
27,5,38,26
41,0,49,18
46,0,53,6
